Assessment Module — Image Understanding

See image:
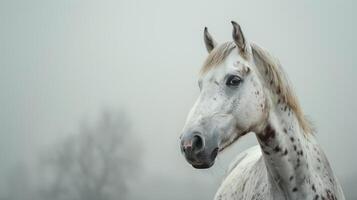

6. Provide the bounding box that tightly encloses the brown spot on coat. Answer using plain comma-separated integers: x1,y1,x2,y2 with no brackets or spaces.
263,150,270,155
273,145,281,152
326,189,337,200
299,150,304,156
312,184,316,192
283,149,288,156
258,124,276,142
289,176,294,181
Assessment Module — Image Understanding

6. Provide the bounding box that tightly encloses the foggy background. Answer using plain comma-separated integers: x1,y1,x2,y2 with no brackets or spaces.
1,0,356,199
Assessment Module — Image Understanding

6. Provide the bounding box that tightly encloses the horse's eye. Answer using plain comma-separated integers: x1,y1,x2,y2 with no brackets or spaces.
226,75,241,87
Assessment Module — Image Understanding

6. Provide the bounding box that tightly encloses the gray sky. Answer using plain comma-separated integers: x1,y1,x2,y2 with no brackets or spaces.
1,0,357,199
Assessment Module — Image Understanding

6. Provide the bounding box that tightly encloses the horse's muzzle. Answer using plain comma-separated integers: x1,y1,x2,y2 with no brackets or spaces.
180,132,219,169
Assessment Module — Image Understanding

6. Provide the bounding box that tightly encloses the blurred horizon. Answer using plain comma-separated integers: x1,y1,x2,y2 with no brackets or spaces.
1,0,357,199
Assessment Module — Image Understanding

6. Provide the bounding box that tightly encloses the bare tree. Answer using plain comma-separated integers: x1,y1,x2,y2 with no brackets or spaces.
35,110,141,200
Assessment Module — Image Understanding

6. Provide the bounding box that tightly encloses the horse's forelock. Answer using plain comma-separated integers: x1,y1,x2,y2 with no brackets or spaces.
200,42,236,74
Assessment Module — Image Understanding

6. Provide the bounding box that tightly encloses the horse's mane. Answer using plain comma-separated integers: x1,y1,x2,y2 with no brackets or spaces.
200,42,313,135
250,43,313,134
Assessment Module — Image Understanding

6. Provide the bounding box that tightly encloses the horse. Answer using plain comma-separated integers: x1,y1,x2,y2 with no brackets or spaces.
179,21,345,200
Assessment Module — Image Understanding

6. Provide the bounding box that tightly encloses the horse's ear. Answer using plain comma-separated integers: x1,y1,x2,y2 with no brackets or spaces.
204,27,217,53
231,21,246,52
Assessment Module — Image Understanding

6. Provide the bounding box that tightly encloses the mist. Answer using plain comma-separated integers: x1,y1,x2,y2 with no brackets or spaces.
1,0,357,199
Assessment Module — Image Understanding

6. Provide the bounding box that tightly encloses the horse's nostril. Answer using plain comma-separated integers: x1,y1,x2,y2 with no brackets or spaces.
181,133,205,160
193,135,204,152
211,148,219,160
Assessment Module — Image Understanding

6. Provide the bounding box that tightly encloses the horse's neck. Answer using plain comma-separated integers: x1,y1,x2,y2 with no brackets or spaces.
256,100,313,198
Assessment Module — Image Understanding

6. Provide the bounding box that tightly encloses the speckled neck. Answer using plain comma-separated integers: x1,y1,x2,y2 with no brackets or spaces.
256,100,312,199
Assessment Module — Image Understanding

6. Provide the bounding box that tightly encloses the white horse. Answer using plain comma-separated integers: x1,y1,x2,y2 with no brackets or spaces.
179,21,345,200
